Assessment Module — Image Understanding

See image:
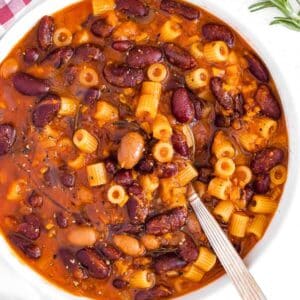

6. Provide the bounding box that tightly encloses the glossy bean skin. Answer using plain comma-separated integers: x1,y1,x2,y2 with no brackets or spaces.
13,72,50,96
103,64,144,87
255,84,281,120
24,48,40,64
116,0,149,17
135,285,172,300
38,16,55,50
172,132,189,156
202,23,234,47
76,248,111,279
163,43,197,70
84,88,101,105
17,214,41,240
154,253,187,274
178,234,198,263
0,124,16,156
118,132,145,169
112,40,134,52
27,192,43,208
156,162,178,178
210,77,233,110
96,243,122,260
135,156,155,174
41,46,74,68
245,53,269,83
113,234,145,256
75,44,103,62
146,207,188,235
171,88,195,123
253,174,270,194
160,0,200,20
127,46,162,68
91,19,114,38
251,147,284,174
67,227,97,246
114,169,134,186
127,196,149,224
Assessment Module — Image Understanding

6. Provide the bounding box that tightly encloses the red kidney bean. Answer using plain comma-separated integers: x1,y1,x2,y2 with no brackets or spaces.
38,16,55,50
178,234,198,263
0,124,16,156
41,46,74,68
113,278,128,289
251,147,284,174
233,93,245,117
116,0,149,17
76,248,111,279
253,174,270,194
91,19,114,38
114,169,134,187
110,222,144,235
9,233,41,259
127,196,149,224
18,214,41,240
214,114,231,128
255,84,281,120
197,166,213,183
193,99,204,120
160,0,199,20
202,23,235,48
163,43,197,70
60,171,75,187
171,88,195,123
84,88,101,106
112,40,134,52
127,46,163,68
75,44,103,62
13,72,50,96
135,285,172,300
210,77,233,110
105,158,118,174
165,72,185,91
103,64,144,87
146,207,188,235
96,243,122,260
242,185,254,204
64,65,77,85
27,192,43,208
154,253,187,274
32,94,60,128
127,182,143,197
172,132,189,156
135,156,155,174
24,213,41,227
59,248,88,280
156,162,178,178
43,167,59,187
24,48,39,64
55,212,69,228
245,53,269,83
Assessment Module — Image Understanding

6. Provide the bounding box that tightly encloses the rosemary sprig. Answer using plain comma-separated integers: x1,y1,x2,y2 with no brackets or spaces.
249,0,300,31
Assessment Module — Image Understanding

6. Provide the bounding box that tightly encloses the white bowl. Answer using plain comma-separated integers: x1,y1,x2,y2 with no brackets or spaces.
0,1,299,299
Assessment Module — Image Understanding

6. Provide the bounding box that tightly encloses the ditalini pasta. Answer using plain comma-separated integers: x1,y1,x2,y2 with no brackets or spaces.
0,0,288,299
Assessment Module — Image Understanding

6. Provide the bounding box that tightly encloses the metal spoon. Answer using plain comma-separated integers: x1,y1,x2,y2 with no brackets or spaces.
188,183,267,300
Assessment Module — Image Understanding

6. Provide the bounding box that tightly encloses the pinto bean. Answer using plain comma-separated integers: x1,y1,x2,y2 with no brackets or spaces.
55,212,69,228
60,171,75,187
114,169,134,186
172,132,189,156
156,162,178,178
127,46,162,68
116,0,149,17
245,53,269,83
41,46,74,68
255,84,281,120
251,147,284,174
171,88,195,123
113,278,128,289
96,243,122,260
112,40,134,52
146,207,188,235
160,0,199,20
178,234,198,263
84,88,100,106
59,248,88,280
13,72,50,96
91,19,114,38
154,253,187,274
32,94,60,128
75,44,103,62
210,77,233,110
118,132,145,169
76,248,111,279
253,174,270,194
27,192,43,208
163,43,197,70
202,23,235,47
24,48,39,64
113,234,145,256
103,64,144,87
38,16,55,50
135,156,155,174
67,227,97,246
127,196,149,224
0,124,16,156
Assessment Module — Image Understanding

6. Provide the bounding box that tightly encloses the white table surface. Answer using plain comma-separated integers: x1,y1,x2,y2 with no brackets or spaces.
1,0,300,299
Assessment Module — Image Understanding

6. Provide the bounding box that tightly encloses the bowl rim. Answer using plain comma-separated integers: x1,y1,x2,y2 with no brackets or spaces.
0,0,298,299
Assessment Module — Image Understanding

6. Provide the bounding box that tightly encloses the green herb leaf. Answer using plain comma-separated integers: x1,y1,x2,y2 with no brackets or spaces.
249,0,300,31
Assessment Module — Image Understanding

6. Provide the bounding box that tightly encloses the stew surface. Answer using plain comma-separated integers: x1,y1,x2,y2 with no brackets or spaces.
0,0,288,299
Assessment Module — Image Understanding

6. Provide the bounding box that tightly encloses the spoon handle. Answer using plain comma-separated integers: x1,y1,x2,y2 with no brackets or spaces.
188,185,267,300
